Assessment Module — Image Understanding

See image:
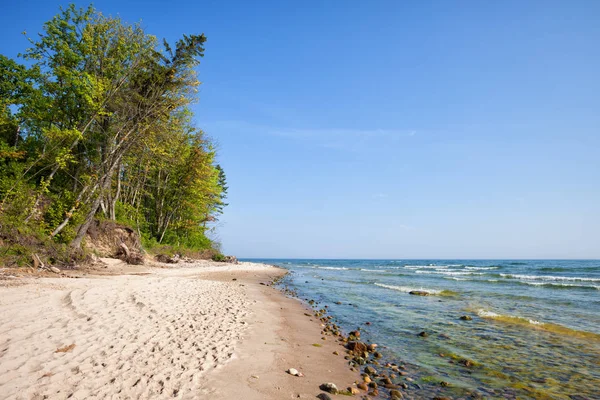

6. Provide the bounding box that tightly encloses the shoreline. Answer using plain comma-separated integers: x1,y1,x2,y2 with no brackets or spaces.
0,260,362,399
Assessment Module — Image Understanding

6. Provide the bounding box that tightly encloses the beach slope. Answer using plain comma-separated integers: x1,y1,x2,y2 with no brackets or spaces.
0,261,357,399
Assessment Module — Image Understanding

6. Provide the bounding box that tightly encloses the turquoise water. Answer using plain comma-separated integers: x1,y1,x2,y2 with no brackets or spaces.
245,259,600,399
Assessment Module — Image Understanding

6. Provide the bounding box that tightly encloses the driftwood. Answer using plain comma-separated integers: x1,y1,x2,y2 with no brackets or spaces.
32,254,61,274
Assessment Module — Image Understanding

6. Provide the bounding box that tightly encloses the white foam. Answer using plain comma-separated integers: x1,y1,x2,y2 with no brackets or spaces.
476,309,545,325
404,265,449,269
416,270,483,276
464,266,499,270
360,268,387,272
522,282,600,290
500,274,600,282
374,283,442,294
315,266,349,270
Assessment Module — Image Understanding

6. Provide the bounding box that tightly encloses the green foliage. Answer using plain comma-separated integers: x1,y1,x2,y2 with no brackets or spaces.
211,253,226,262
0,3,229,265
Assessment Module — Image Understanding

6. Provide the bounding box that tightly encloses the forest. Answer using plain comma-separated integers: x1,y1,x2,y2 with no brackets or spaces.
0,4,228,266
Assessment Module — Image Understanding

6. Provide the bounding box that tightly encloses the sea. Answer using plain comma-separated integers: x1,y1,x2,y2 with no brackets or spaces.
244,259,600,399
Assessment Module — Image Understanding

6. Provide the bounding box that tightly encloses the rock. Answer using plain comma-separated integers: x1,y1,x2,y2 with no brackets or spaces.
368,382,378,389
287,368,301,376
363,376,371,383
460,315,472,321
223,255,238,263
365,321,372,325
433,397,451,400
418,331,429,337
367,343,378,352
460,359,474,367
381,377,392,385
49,266,61,274
357,383,368,390
374,351,382,359
409,290,429,296
317,394,332,400
349,387,360,394
364,366,377,375
155,254,178,263
440,381,450,387
319,383,338,394
347,341,368,354
390,389,403,399
333,351,339,355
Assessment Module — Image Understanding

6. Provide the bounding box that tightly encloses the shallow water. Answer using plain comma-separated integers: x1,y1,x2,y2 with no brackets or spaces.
245,259,600,399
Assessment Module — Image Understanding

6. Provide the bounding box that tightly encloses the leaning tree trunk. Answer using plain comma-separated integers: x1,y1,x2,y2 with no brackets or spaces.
70,154,123,249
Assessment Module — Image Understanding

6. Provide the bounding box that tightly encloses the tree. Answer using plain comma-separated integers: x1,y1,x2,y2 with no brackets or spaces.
0,4,226,261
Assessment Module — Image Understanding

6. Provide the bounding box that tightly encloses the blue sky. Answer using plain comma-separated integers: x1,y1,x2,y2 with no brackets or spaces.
2,1,599,258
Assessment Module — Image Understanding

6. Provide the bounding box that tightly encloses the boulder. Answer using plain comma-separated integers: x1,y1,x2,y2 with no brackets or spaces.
347,341,368,354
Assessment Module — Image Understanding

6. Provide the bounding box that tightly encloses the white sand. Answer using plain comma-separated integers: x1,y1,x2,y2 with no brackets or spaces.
0,262,275,400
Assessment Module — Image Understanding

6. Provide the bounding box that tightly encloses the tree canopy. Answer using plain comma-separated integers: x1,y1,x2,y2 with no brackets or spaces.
0,4,227,265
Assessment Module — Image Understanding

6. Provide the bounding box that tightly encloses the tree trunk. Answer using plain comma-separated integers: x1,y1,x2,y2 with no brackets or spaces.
110,162,122,220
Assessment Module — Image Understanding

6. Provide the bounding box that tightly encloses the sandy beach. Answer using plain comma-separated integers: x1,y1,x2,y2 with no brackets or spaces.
0,261,358,400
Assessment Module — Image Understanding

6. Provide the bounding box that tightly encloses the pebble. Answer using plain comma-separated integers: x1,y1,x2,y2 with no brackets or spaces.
319,383,338,394
409,290,429,296
316,394,332,400
390,389,403,399
364,366,377,375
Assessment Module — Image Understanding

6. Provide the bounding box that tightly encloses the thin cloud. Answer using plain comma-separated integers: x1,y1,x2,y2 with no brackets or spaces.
269,127,416,152
201,120,417,152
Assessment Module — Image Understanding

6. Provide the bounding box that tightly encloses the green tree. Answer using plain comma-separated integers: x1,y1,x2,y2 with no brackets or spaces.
0,4,226,262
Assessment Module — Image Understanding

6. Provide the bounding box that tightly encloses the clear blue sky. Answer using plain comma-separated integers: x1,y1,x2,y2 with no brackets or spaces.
2,1,599,259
